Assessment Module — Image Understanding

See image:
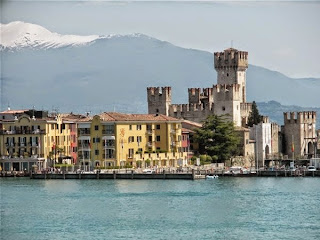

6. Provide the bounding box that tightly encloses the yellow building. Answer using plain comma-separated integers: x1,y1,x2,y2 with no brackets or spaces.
77,112,187,169
0,113,47,171
0,111,82,171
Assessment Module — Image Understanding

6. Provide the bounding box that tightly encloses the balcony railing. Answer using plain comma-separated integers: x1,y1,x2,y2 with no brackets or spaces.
78,130,91,135
102,130,115,135
170,129,177,134
78,144,91,149
5,143,16,147
0,129,46,135
103,144,115,148
18,142,26,147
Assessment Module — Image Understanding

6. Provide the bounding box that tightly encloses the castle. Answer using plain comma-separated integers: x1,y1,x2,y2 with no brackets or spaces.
147,48,252,126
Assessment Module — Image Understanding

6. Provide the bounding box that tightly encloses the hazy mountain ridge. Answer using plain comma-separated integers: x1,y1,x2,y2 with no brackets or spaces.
257,101,320,127
1,21,319,128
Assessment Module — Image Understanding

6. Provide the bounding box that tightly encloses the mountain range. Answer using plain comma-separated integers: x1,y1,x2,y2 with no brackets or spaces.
1,21,319,127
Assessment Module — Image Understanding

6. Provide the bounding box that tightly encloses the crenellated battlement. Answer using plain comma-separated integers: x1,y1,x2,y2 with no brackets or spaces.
240,102,252,111
147,86,172,115
147,86,171,97
213,84,241,101
188,87,214,104
283,111,317,124
214,48,248,71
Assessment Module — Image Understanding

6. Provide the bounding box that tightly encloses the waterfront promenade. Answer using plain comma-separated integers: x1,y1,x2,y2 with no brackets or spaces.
2,168,319,179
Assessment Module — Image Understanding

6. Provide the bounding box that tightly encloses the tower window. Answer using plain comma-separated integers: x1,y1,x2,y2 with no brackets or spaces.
222,107,226,111
226,73,229,77
156,109,159,113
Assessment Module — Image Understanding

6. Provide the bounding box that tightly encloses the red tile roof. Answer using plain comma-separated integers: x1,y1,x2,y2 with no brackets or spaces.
0,109,28,114
97,112,180,122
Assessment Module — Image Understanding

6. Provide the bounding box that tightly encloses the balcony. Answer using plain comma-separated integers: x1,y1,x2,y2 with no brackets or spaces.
147,142,153,147
170,129,177,134
5,143,15,147
103,143,115,149
32,129,46,134
78,144,91,149
146,130,153,135
78,130,91,135
0,129,46,135
18,142,27,147
78,155,90,161
102,130,115,135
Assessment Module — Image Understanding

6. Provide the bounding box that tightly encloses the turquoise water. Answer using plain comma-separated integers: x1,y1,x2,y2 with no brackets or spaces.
1,178,320,240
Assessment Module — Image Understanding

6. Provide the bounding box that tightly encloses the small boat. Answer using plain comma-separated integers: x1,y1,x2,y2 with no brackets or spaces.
206,175,219,179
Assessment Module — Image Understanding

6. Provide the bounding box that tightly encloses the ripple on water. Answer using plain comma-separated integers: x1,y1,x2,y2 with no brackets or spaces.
1,178,320,240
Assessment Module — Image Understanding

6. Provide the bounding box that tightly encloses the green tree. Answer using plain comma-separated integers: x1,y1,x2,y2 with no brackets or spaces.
247,101,263,127
194,115,239,162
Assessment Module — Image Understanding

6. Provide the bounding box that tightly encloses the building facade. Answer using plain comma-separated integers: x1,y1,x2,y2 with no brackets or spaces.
0,112,83,171
77,112,188,169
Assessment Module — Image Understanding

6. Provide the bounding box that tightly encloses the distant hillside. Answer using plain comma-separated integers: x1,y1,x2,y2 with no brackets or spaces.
1,21,319,119
257,101,320,127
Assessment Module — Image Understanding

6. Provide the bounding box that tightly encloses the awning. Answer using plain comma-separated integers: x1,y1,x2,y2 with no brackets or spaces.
102,136,115,140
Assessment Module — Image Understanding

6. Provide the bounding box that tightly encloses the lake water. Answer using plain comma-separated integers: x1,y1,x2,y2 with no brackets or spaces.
1,177,320,240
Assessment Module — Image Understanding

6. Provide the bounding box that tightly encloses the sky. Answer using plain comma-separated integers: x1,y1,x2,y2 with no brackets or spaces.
1,0,320,78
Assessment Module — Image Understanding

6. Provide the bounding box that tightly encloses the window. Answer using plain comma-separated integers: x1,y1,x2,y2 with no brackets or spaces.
128,148,134,158
148,136,152,142
156,136,160,142
95,150,99,155
104,125,114,134
156,124,160,130
137,136,142,144
222,106,225,111
129,125,132,130
95,125,99,130
136,125,142,130
178,135,181,141
128,136,134,143
105,149,115,159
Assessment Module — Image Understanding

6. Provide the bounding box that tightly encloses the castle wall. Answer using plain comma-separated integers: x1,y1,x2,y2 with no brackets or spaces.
283,112,317,159
271,122,281,157
240,102,252,127
169,103,214,123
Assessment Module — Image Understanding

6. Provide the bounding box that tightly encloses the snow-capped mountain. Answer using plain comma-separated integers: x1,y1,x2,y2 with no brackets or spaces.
1,21,319,125
0,21,153,51
0,21,104,50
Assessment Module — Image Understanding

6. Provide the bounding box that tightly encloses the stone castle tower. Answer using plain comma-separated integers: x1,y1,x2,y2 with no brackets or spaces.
147,87,172,116
147,48,252,127
283,112,317,159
